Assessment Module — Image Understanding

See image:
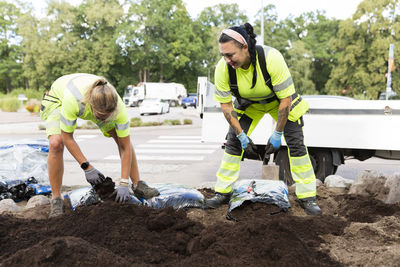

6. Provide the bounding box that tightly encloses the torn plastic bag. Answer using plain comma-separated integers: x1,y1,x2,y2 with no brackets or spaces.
227,179,290,220
0,139,49,184
65,186,142,211
65,187,102,211
6,179,26,201
1,177,51,201
0,181,7,193
143,183,205,210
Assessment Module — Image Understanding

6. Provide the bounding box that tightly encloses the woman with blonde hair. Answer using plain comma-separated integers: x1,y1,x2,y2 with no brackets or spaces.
41,73,159,217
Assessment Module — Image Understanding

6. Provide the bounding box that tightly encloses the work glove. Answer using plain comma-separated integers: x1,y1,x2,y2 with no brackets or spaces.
265,130,283,155
114,183,130,203
85,167,106,186
243,138,262,160
236,130,250,149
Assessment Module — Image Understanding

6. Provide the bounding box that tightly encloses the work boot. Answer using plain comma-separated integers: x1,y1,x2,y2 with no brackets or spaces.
133,181,160,200
205,192,231,209
298,197,322,216
49,198,64,218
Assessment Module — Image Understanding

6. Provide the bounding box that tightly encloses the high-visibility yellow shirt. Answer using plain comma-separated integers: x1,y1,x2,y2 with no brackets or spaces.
50,73,130,138
214,46,296,104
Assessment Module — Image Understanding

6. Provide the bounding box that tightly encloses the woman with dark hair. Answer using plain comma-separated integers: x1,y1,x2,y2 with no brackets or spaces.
41,73,160,217
205,23,321,215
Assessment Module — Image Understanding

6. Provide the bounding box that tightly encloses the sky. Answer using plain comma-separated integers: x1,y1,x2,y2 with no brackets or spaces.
28,0,363,21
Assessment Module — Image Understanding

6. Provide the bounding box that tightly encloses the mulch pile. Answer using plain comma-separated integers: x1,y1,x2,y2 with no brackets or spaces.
1,185,400,266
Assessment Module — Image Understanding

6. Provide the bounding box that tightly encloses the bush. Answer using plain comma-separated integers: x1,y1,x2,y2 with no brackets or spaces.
163,119,181,125
130,117,142,127
142,121,163,126
25,98,41,113
9,88,44,100
163,119,173,126
183,119,192,125
0,97,20,112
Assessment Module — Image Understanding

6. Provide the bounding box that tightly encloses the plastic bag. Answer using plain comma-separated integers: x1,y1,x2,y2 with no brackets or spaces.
143,183,205,210
0,176,51,202
0,139,49,184
65,186,143,211
228,179,290,218
66,183,204,211
65,187,102,211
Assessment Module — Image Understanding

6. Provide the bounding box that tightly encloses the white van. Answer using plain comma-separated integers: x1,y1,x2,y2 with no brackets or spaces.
123,82,187,107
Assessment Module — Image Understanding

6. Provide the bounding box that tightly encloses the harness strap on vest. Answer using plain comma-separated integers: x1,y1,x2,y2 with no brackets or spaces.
227,45,278,104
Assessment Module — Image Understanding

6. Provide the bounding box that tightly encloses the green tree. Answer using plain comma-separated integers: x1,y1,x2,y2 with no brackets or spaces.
0,1,23,93
125,0,208,90
253,4,294,54
197,4,248,27
284,12,339,94
327,0,400,98
18,0,127,92
286,40,317,95
196,3,248,83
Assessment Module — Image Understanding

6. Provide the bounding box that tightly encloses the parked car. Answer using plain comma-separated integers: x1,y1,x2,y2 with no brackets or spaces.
378,91,399,100
139,98,170,115
181,93,197,109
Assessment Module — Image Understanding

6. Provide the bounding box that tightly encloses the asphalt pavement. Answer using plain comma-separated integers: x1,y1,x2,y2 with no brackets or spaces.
1,108,400,190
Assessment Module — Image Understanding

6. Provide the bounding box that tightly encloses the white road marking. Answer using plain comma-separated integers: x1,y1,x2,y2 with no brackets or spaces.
104,135,218,161
158,136,201,139
148,140,202,143
135,149,214,154
75,135,97,143
105,155,204,161
137,144,220,149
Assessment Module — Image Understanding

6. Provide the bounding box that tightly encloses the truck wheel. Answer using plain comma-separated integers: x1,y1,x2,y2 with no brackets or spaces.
275,147,334,185
183,105,187,109
275,147,294,186
169,101,177,107
309,148,334,183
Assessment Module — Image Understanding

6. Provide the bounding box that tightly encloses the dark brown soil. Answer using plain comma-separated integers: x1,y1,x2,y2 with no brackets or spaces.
1,185,400,266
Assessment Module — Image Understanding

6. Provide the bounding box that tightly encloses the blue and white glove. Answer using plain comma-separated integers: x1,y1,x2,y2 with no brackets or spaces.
236,130,250,149
265,130,283,155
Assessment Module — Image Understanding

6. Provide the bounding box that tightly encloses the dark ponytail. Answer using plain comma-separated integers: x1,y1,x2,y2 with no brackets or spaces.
219,22,258,89
242,23,257,89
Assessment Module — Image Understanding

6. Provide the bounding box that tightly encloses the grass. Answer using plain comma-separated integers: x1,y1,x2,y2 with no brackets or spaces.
183,119,192,125
0,97,20,112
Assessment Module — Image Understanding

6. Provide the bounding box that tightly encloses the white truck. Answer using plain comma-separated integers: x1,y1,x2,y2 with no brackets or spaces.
197,76,400,184
123,82,187,107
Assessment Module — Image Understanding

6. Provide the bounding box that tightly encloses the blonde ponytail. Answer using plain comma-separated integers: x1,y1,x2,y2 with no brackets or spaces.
84,77,118,120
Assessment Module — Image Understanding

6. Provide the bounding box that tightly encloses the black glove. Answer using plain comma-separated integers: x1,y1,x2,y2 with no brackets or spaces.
243,139,262,160
264,139,280,156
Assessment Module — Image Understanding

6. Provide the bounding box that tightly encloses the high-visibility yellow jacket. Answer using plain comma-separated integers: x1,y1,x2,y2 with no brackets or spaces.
50,73,130,138
214,46,309,122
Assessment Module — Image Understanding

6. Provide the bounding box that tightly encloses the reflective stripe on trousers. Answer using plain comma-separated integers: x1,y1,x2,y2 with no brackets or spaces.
215,152,243,193
283,119,316,199
288,153,316,198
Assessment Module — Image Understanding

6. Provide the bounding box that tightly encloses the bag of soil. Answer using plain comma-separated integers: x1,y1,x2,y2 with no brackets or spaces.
227,179,290,220
142,183,205,210
66,187,102,210
66,181,204,211
66,177,143,210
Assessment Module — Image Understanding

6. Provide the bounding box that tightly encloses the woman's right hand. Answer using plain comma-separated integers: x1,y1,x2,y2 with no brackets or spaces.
114,184,130,203
84,167,106,185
